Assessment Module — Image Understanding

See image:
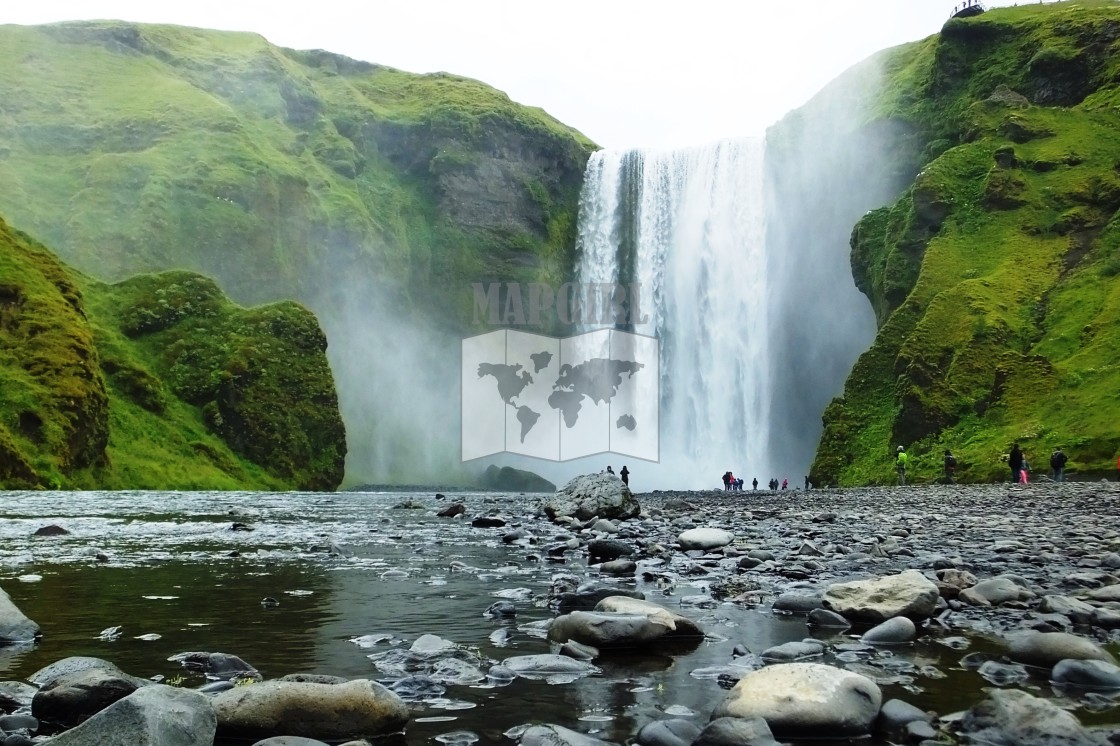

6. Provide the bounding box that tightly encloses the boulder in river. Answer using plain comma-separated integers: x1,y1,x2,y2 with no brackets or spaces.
711,662,882,738
547,611,674,648
1006,631,1115,669
594,596,704,638
32,666,150,727
213,678,408,741
520,723,616,745
822,570,939,622
955,688,1107,745
0,587,38,643
45,684,216,746
677,528,734,551
543,474,640,521
860,616,916,645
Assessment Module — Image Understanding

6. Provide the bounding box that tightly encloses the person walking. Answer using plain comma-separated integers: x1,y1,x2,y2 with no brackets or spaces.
1008,444,1023,483
1049,448,1067,483
722,471,732,491
620,465,629,487
752,477,758,490
1019,453,1031,484
896,446,909,486
943,450,957,484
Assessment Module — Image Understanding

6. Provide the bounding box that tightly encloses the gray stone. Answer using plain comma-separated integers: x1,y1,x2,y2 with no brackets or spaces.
0,588,37,643
1007,631,1115,669
214,679,408,742
547,611,673,648
692,716,779,746
759,641,825,662
45,685,216,746
1088,585,1120,602
677,528,734,550
635,718,700,746
588,539,632,561
822,570,939,622
957,689,1107,746
32,667,148,727
520,724,616,745
772,593,821,614
0,713,36,733
959,576,1036,606
599,560,636,575
806,608,850,629
251,739,331,746
1051,659,1120,689
594,596,704,638
544,474,640,521
276,674,347,685
860,616,916,644
0,681,36,712
876,698,930,734
501,654,599,680
711,663,882,738
1039,595,1096,624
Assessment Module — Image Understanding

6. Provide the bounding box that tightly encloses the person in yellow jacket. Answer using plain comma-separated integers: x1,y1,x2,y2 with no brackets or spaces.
896,446,909,486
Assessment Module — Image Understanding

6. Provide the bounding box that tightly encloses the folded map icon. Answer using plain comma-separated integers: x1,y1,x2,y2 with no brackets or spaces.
461,329,659,462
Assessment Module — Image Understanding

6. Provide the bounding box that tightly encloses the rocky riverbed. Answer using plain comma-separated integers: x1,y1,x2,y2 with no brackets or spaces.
0,478,1117,744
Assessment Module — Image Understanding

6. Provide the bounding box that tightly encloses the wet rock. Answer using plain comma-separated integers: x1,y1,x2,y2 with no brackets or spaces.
32,525,69,537
589,519,618,534
485,601,517,618
692,716,779,746
772,593,821,614
1086,585,1120,602
45,685,216,746
677,528,733,550
471,516,506,528
977,660,1029,686
501,655,599,682
213,679,408,742
1039,595,1096,624
956,688,1107,746
1007,631,1115,669
387,676,445,700
547,611,673,648
807,609,850,629
959,576,1036,606
0,681,36,712
558,640,599,661
544,473,640,522
636,718,701,746
553,588,644,614
587,539,633,561
251,739,331,746
822,570,939,622
861,616,916,645
0,713,37,733
519,723,616,745
169,652,261,681
29,657,127,688
711,662,882,738
759,641,825,662
934,568,977,599
229,522,254,532
1052,659,1120,689
595,596,704,637
875,698,930,734
599,559,636,575
276,674,347,685
436,504,465,518
32,667,149,727
0,587,38,643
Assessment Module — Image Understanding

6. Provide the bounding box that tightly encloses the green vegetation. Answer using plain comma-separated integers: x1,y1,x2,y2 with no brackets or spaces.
812,0,1120,485
0,217,345,490
0,21,596,322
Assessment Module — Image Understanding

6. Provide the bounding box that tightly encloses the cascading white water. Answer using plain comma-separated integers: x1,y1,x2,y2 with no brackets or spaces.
575,138,771,486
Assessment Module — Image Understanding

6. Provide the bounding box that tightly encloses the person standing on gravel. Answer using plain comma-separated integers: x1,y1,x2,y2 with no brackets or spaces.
943,450,957,484
1008,444,1023,483
896,446,909,486
1050,448,1068,482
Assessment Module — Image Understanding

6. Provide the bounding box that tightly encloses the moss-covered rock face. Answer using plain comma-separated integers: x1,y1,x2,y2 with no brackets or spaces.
0,21,595,318
812,0,1120,486
0,219,109,486
0,218,345,490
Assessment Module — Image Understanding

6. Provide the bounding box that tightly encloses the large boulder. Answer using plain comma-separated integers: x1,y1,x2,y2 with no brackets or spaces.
711,663,881,738
213,679,408,742
29,657,126,688
594,597,704,638
547,611,672,648
1006,631,1115,669
0,587,38,643
543,474,640,521
955,689,1107,746
33,667,149,727
822,570,939,622
44,685,216,746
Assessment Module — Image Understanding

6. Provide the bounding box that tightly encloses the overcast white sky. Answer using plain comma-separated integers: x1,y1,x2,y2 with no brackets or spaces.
5,0,1034,149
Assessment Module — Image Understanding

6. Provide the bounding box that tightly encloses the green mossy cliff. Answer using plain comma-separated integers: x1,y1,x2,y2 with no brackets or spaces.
0,21,595,322
0,217,345,490
812,0,1120,485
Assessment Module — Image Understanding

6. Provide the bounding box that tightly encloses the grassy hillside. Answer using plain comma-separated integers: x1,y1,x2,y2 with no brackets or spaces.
812,0,1120,485
0,216,345,490
0,21,595,320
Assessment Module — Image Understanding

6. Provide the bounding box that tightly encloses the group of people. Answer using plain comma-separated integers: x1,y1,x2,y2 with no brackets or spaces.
894,443,1078,485
604,465,630,486
721,472,792,491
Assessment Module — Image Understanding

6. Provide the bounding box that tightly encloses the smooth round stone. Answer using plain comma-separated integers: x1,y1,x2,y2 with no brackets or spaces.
635,718,701,746
959,576,1035,606
711,663,882,738
772,593,822,614
599,560,637,575
1051,659,1120,689
1087,585,1120,602
860,616,916,645
759,641,825,662
251,738,331,746
876,698,930,734
678,528,734,551
807,608,850,629
1007,631,1115,669
692,716,779,746
520,724,612,745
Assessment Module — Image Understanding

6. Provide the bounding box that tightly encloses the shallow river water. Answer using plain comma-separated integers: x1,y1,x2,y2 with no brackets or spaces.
0,489,1114,745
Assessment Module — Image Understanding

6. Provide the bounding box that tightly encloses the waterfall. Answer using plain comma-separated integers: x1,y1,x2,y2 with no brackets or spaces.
575,139,771,486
